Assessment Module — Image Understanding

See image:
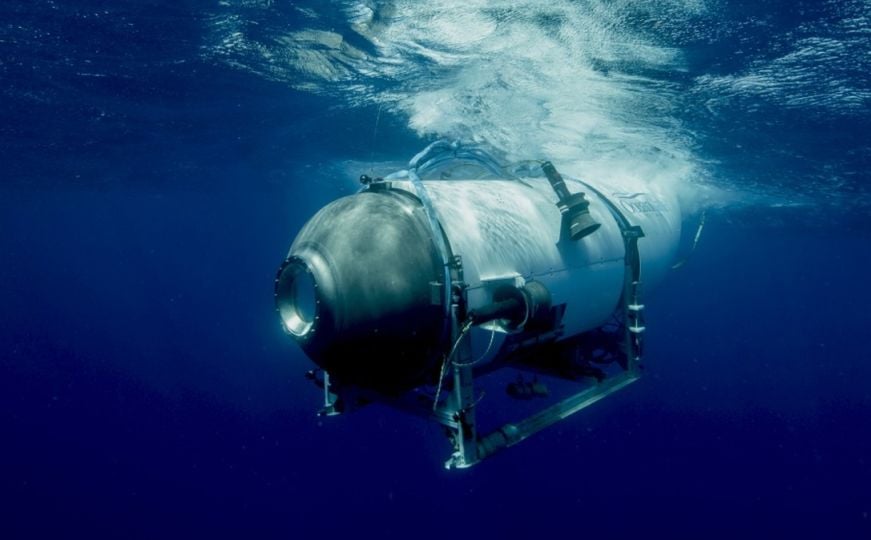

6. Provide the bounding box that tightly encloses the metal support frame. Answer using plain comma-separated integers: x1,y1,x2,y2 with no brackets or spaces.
621,226,646,375
438,255,480,469
444,311,478,468
477,369,640,460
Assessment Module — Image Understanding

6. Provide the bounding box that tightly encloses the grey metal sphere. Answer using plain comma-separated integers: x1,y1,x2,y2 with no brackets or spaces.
275,188,447,392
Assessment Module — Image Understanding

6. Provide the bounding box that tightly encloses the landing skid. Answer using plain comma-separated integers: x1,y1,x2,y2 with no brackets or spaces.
306,275,646,469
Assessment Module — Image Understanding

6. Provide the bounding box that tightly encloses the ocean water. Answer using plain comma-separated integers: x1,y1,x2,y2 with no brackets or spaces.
2,1,869,538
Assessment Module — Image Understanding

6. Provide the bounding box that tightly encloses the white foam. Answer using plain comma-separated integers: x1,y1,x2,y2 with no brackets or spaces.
206,0,731,214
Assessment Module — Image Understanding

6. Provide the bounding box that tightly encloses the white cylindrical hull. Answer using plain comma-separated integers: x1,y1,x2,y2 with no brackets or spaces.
393,176,681,343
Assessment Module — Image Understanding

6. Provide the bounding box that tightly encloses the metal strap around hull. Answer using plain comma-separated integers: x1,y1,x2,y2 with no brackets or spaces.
368,144,456,332
406,167,453,314
572,178,646,369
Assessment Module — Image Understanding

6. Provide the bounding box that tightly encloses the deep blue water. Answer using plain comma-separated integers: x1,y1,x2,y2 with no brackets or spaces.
2,1,870,538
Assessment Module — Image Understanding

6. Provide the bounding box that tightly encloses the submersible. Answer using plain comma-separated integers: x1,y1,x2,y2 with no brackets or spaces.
275,141,681,468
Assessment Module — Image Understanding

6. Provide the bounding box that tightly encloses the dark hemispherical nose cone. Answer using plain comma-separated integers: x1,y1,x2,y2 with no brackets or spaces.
275,188,447,392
